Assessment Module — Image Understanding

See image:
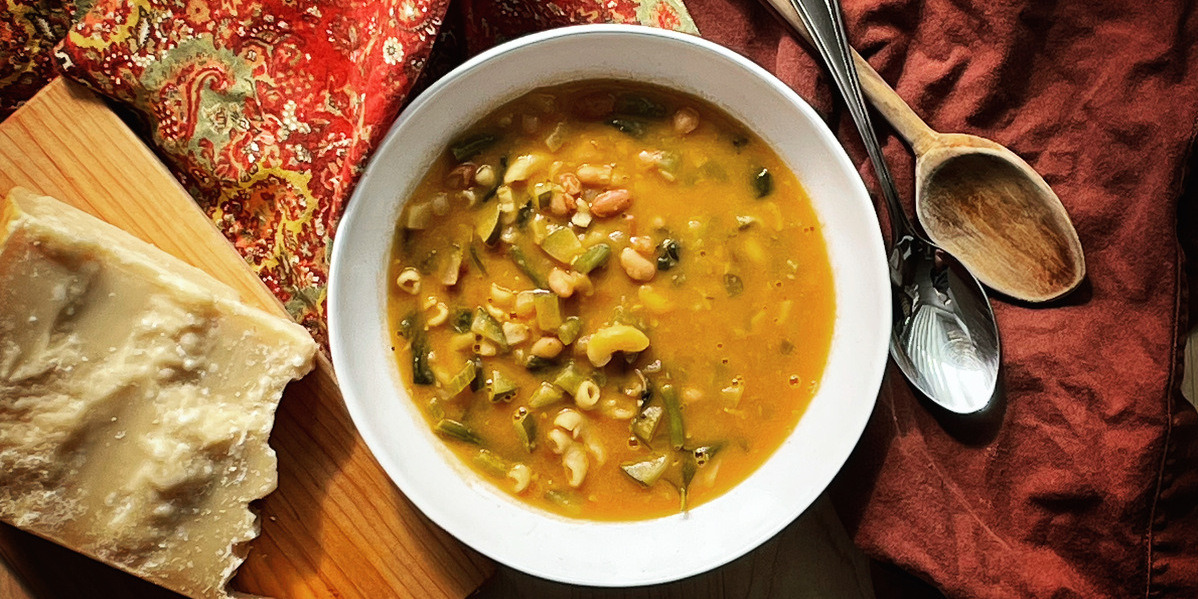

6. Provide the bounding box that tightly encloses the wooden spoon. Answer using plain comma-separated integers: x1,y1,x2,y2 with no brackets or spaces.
763,0,1086,302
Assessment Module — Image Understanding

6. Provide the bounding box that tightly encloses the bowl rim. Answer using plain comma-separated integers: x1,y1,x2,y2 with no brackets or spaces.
329,23,890,587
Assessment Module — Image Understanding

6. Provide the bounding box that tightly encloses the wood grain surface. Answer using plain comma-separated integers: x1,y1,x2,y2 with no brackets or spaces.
0,78,886,599
0,78,493,599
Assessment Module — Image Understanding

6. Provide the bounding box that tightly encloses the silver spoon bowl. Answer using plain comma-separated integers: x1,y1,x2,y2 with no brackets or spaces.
790,0,1000,413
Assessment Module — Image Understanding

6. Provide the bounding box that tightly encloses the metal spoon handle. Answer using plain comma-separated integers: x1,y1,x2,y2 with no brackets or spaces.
788,0,912,243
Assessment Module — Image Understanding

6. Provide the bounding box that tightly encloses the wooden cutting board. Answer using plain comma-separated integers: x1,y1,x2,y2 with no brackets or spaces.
0,78,494,598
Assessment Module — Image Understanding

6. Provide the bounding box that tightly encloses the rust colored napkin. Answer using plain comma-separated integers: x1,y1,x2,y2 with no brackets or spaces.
2,0,1198,597
689,0,1198,596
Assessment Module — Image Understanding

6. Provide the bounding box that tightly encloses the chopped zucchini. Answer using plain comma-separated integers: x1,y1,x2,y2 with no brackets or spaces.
487,369,519,402
556,316,583,345
451,308,473,333
541,227,584,263
529,381,565,408
533,291,563,330
605,117,645,138
513,410,537,452
656,239,681,271
475,201,502,245
553,361,589,396
631,404,664,442
471,307,509,350
440,360,476,398
620,454,669,487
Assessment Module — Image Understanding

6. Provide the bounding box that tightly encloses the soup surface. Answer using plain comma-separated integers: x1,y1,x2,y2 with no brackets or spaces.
388,81,835,520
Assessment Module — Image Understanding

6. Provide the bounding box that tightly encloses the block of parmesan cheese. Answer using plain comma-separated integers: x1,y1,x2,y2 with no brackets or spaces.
0,188,317,599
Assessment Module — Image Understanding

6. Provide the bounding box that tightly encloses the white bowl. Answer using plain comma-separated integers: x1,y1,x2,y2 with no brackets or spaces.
329,24,889,587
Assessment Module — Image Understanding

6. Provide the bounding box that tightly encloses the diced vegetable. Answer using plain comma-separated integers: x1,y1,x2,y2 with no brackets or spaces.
435,419,480,444
529,381,565,408
724,273,744,297
533,291,564,330
620,454,669,487
468,243,488,275
557,316,583,345
474,449,509,477
525,355,557,372
605,117,645,138
553,361,589,396
406,202,432,229
540,227,584,263
513,410,537,452
614,93,667,119
450,133,499,161
508,245,548,289
469,356,485,391
440,360,476,398
660,384,686,450
631,404,664,442
400,311,436,386
476,201,502,245
471,307,509,350
516,201,534,228
655,239,681,271
487,369,519,402
571,243,611,274
753,167,773,198
442,245,464,286
451,308,473,333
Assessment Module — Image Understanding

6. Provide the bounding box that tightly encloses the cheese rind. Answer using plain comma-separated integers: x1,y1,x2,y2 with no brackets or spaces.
0,189,317,599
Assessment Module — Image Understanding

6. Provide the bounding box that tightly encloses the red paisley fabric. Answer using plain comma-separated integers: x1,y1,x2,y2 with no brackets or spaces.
2,0,1198,598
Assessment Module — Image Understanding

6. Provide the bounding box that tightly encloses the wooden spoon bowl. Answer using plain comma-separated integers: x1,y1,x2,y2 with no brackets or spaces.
762,0,1087,302
916,134,1085,301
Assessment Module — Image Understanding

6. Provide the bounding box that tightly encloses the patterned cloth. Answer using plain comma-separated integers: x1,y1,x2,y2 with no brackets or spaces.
0,0,695,344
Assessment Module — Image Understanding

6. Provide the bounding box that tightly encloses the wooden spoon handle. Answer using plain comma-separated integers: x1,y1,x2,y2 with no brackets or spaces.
761,0,939,154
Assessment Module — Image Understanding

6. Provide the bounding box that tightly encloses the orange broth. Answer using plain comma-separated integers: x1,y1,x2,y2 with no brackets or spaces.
387,81,835,520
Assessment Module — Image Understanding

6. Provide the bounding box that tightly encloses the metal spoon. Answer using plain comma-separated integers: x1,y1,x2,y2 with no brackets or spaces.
790,0,1000,413
763,0,1085,303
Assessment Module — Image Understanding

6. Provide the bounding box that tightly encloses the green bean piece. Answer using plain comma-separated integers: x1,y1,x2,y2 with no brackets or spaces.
468,242,488,276
556,316,583,345
401,310,435,386
544,489,583,515
434,419,480,444
605,117,646,138
513,410,537,452
553,361,589,397
631,404,664,443
540,227,584,264
660,384,686,450
441,360,477,398
487,369,519,402
723,273,744,297
614,93,667,118
533,291,563,330
450,133,498,161
753,167,773,198
528,381,565,408
509,245,548,289
571,243,611,274
473,449,509,477
470,307,509,350
475,201,502,245
620,454,669,487
656,239,681,271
